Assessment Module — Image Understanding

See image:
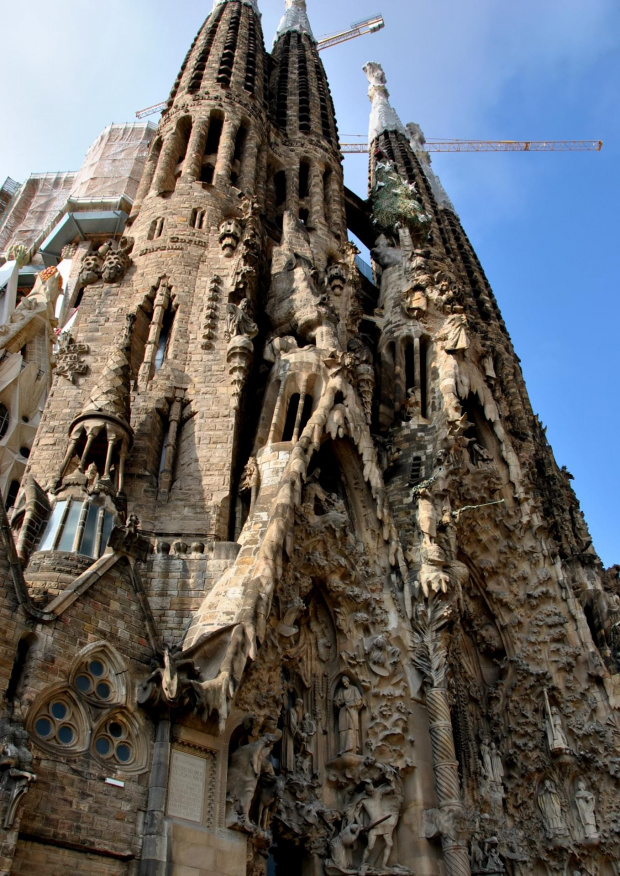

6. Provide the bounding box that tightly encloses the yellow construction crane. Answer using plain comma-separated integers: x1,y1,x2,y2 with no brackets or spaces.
341,139,603,153
136,14,385,119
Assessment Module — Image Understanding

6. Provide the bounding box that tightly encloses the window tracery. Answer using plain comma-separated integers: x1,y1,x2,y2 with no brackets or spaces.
27,643,146,772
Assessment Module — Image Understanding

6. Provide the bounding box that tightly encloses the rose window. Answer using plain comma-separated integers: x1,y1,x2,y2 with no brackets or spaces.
31,692,87,754
73,654,120,706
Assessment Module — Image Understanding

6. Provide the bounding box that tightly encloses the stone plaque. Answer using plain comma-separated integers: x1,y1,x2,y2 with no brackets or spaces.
167,749,207,823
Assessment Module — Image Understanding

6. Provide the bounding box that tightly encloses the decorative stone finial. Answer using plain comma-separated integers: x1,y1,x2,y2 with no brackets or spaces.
363,61,406,143
274,0,315,42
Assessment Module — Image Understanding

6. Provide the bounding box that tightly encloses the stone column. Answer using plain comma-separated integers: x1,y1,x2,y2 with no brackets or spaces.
215,118,238,185
138,281,172,386
239,129,259,192
182,118,209,181
411,598,471,876
309,163,325,228
139,716,171,876
159,391,185,499
132,139,162,217
152,131,181,195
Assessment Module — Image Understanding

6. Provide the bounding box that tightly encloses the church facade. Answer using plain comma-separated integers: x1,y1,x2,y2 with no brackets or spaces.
0,1,618,875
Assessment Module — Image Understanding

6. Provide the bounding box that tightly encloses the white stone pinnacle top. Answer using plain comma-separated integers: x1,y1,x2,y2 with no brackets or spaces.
274,0,316,43
213,0,260,13
364,62,406,143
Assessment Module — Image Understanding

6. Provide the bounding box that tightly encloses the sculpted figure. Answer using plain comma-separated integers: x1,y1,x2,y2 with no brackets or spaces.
335,676,364,755
537,779,568,837
226,731,280,831
574,779,599,840
354,778,401,870
545,704,570,753
225,298,258,341
327,820,361,874
298,712,317,777
444,308,469,352
281,698,303,773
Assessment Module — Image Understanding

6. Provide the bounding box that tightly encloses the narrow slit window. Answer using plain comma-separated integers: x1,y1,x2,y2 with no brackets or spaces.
420,337,429,418
281,394,300,442
274,171,287,208
155,307,175,372
299,160,310,200
80,504,101,558
405,341,415,391
204,115,224,156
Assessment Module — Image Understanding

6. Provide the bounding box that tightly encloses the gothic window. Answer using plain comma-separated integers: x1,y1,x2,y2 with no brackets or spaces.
30,690,89,755
0,403,10,439
72,649,124,707
190,208,206,230
91,712,143,770
322,167,332,223
174,117,192,179
404,339,415,392
420,336,430,418
299,394,313,434
299,160,310,199
148,217,165,240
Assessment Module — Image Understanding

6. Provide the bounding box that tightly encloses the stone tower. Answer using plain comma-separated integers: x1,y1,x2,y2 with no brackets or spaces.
0,2,618,876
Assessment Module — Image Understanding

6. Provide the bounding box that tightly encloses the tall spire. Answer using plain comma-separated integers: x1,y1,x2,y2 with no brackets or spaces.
363,61,406,143
274,0,315,42
406,122,455,213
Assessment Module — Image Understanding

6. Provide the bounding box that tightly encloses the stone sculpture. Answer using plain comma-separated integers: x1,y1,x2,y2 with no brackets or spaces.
226,731,281,832
574,779,599,841
335,677,364,756
537,779,569,838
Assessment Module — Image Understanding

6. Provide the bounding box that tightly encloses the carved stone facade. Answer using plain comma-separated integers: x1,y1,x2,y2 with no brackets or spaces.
0,3,618,876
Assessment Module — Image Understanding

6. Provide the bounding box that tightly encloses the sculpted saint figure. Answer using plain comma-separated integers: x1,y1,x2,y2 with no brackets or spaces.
225,298,258,342
537,779,568,837
545,704,570,752
281,698,303,773
335,676,363,755
574,779,599,839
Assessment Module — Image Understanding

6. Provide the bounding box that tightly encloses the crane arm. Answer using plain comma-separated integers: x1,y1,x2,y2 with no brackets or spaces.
341,139,603,153
317,15,385,51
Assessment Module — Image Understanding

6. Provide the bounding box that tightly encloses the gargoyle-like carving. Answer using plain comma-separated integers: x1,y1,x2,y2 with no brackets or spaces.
219,218,242,256
226,729,282,833
0,715,37,829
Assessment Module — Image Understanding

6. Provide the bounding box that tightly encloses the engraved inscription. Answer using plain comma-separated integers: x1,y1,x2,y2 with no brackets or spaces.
167,749,207,823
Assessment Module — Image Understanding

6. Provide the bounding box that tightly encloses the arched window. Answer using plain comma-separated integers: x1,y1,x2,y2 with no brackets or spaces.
274,171,287,207
230,124,248,185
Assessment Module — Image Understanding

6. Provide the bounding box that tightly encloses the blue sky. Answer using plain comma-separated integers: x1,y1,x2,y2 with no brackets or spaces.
1,0,618,565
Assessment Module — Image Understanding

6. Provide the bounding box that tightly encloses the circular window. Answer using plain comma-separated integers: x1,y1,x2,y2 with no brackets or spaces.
51,702,67,720
89,660,104,677
96,737,111,756
19,445,31,459
0,404,10,440
75,675,92,694
96,682,111,700
117,744,132,763
58,725,74,744
109,722,123,739
35,717,52,738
